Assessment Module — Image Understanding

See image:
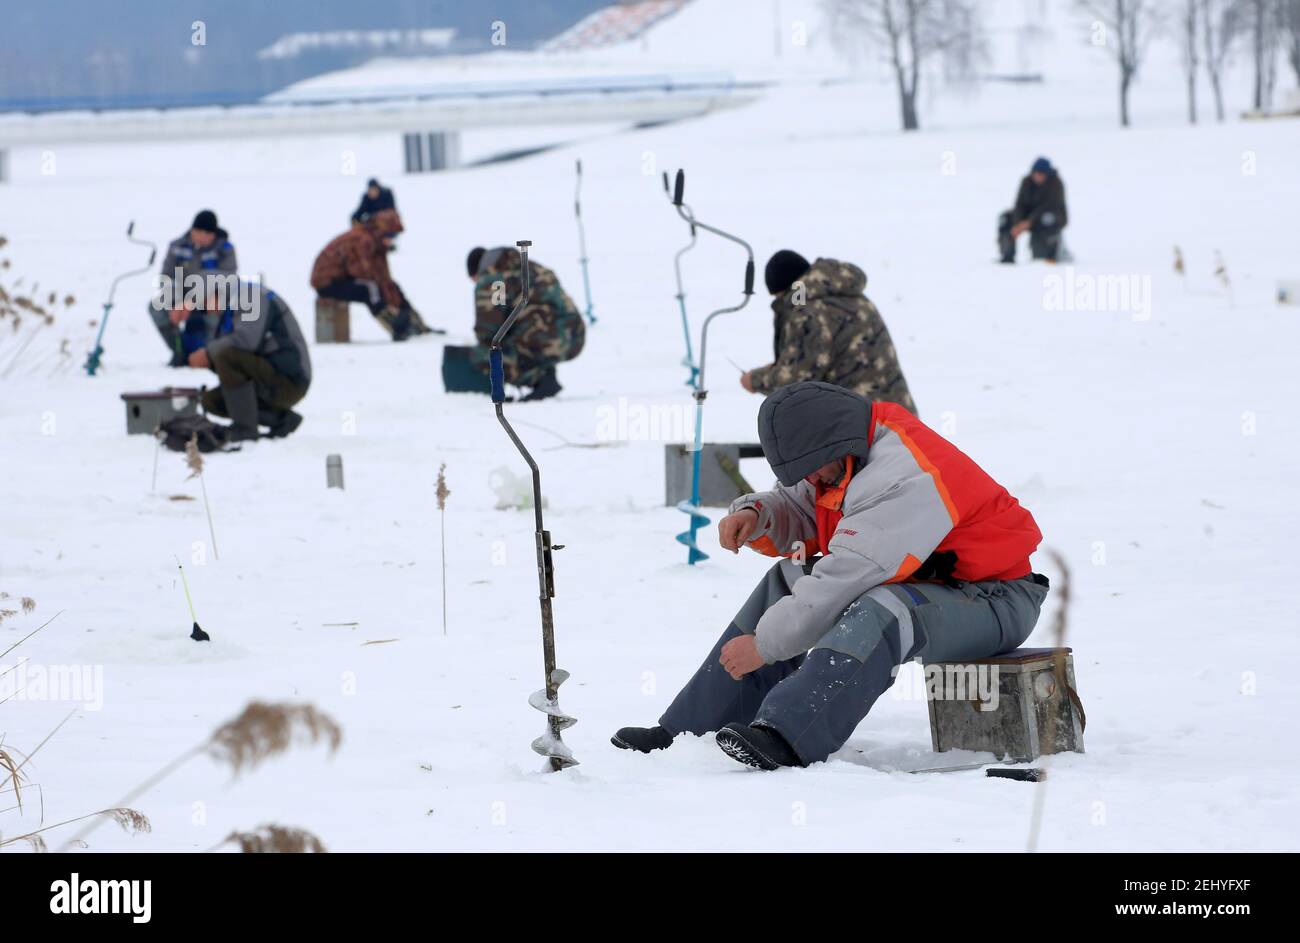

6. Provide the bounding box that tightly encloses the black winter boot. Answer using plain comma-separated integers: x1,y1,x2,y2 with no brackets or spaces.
258,408,303,439
611,725,674,753
715,722,805,770
520,367,561,402
390,307,414,342
222,382,260,442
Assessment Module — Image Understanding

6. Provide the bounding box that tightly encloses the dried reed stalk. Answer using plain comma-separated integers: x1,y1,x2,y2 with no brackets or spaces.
436,464,450,635
56,701,342,850
0,807,151,851
1026,548,1071,853
185,433,219,560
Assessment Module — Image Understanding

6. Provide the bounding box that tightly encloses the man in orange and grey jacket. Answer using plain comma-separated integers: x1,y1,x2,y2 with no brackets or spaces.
613,381,1049,770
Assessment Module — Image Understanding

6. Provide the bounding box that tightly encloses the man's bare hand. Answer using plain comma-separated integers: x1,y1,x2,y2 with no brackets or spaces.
718,508,759,553
720,635,765,679
187,348,209,369
739,371,754,392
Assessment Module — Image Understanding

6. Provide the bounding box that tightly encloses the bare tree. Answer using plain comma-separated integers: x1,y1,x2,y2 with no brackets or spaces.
1200,0,1243,120
1178,0,1201,122
1284,0,1300,85
825,0,984,132
1245,0,1280,110
1079,1,1160,127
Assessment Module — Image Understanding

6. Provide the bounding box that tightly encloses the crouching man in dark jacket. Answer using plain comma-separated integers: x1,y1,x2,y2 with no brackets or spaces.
172,280,311,442
613,381,1049,769
998,156,1068,263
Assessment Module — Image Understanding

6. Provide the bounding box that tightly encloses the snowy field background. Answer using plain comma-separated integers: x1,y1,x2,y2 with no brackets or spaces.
2,0,1299,851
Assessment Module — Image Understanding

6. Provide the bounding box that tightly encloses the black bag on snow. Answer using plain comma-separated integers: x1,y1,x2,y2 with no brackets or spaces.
157,414,233,453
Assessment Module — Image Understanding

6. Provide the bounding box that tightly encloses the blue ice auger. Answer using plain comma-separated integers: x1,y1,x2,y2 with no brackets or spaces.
669,170,755,566
85,222,157,376
574,160,596,325
662,171,699,389
490,240,577,771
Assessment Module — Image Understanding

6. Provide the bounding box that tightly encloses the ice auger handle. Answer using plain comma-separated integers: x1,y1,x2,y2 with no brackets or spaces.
490,349,506,403
744,260,755,295
673,170,685,207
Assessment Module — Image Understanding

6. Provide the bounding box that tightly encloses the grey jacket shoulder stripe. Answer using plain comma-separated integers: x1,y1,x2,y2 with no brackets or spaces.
747,422,956,664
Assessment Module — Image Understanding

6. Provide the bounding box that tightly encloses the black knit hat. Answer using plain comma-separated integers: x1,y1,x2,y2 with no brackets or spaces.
191,209,218,233
467,247,486,277
764,249,810,295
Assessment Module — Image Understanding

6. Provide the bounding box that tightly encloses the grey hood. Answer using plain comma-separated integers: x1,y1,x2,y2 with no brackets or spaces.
757,381,873,486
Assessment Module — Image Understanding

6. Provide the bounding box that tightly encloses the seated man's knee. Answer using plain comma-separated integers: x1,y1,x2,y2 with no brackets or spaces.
812,598,891,664
209,345,253,384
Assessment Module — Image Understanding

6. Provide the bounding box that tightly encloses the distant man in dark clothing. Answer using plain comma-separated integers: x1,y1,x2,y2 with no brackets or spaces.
998,157,1068,263
351,178,396,226
741,250,916,414
149,209,237,365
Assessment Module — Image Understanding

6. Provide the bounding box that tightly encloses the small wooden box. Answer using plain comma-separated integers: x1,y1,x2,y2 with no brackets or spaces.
315,298,351,343
120,387,203,435
664,442,763,508
925,647,1084,762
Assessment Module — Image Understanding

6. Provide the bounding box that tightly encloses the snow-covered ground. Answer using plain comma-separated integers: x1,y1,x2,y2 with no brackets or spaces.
2,1,1299,851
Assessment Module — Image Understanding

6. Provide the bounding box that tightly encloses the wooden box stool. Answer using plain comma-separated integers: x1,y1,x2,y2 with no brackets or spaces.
315,298,351,343
924,647,1085,762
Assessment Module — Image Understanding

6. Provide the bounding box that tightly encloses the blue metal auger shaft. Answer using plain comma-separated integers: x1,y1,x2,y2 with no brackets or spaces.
574,160,596,325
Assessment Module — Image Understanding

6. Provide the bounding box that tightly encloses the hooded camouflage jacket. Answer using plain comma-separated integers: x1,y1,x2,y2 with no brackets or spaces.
747,258,916,414
471,247,585,383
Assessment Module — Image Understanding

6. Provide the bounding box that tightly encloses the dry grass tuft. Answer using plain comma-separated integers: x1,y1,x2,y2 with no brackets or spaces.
206,702,343,777
436,463,450,510
105,807,153,835
219,824,327,854
184,433,204,479
0,747,24,810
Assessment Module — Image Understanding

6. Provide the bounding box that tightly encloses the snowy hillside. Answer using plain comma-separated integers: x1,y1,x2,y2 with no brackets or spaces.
1,0,1299,852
